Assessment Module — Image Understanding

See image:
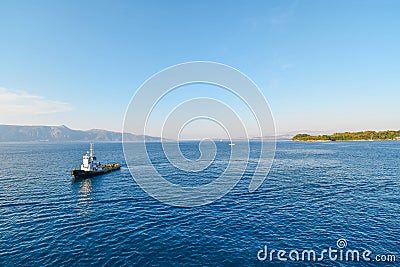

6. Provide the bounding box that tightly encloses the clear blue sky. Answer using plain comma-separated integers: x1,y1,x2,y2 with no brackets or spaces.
0,0,399,137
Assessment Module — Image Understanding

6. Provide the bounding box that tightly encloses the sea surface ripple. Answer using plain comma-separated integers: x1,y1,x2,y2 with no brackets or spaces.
0,141,399,266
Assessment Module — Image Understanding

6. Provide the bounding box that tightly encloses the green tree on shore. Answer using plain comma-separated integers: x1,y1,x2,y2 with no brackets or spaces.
292,130,400,141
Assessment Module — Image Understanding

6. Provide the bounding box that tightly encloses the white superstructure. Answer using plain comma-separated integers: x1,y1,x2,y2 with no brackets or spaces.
81,143,101,171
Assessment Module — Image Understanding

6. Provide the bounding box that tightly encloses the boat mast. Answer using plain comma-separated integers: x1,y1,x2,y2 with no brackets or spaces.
90,143,94,157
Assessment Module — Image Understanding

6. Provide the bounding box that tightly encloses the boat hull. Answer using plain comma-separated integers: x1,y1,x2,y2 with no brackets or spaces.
71,164,121,180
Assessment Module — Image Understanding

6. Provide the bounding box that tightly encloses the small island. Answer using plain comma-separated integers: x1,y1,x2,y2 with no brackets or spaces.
292,130,400,142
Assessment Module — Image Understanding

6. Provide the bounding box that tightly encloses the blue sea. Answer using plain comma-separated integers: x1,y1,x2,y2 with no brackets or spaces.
0,141,399,266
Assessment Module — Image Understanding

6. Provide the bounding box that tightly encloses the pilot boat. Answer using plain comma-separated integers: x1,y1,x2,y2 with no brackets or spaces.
71,143,120,179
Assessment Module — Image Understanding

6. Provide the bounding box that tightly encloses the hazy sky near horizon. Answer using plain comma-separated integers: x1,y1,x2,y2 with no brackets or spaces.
0,0,399,138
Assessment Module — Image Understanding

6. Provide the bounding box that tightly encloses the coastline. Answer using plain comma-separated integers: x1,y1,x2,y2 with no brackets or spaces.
292,130,400,142
293,139,400,142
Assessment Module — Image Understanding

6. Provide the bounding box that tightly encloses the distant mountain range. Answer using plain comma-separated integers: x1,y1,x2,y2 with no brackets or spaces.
0,124,161,142
0,124,337,142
